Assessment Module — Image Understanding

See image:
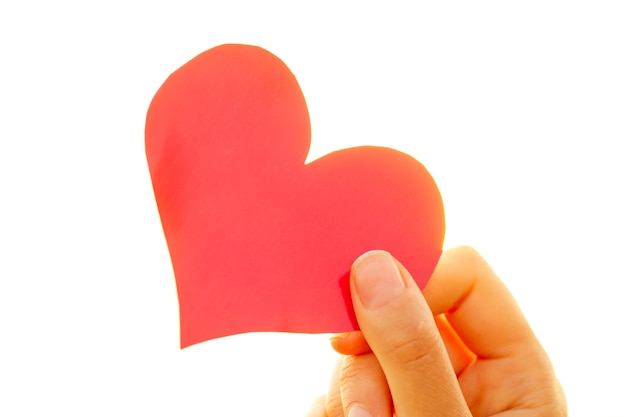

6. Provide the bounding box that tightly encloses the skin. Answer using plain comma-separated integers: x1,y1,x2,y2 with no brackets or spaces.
306,246,567,417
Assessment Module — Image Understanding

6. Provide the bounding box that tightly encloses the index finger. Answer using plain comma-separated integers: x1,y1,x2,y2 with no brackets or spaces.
422,246,542,359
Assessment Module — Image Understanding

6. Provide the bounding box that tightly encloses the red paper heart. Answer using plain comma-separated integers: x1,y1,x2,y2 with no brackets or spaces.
145,44,444,348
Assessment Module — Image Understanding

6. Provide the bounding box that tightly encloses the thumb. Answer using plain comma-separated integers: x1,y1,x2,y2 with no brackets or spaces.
351,250,470,417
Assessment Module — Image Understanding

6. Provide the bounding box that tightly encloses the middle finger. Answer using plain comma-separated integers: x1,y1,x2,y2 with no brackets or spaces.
326,354,393,417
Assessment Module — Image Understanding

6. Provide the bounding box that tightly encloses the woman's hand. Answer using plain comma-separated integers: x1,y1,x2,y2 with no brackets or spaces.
307,246,566,417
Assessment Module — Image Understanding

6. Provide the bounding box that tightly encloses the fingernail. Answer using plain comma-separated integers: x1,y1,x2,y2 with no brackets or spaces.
348,405,372,417
329,332,351,343
353,251,405,309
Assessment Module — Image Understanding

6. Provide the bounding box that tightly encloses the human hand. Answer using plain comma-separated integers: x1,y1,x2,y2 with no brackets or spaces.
306,247,566,417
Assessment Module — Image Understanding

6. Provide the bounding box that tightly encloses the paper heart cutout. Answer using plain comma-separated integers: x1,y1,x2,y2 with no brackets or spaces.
146,44,444,348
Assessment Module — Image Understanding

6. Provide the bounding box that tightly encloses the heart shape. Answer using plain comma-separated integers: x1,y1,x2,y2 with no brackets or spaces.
145,44,444,348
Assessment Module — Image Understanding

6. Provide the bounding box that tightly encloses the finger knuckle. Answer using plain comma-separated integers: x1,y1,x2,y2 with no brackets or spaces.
324,393,344,417
338,355,368,386
451,245,485,269
382,320,446,370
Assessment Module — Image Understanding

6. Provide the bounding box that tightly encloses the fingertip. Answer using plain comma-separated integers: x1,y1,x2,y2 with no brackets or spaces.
351,250,406,310
330,331,371,355
352,250,391,270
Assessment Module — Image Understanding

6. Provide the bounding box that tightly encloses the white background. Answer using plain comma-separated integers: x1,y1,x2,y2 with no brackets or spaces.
1,1,625,416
